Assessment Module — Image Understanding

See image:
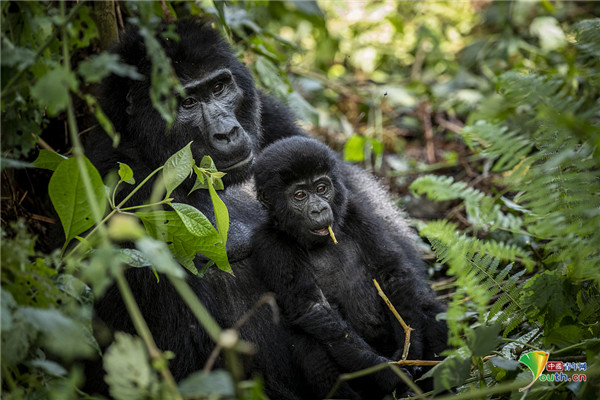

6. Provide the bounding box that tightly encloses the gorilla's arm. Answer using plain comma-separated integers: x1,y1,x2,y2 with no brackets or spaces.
347,202,448,359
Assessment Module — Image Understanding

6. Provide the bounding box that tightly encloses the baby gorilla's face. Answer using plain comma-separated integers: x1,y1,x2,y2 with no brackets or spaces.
286,175,336,247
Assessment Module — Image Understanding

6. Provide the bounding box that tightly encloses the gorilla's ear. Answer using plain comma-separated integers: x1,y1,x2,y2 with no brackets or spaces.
257,190,270,209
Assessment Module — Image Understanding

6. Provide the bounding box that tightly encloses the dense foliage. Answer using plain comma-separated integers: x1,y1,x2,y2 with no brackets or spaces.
1,1,599,399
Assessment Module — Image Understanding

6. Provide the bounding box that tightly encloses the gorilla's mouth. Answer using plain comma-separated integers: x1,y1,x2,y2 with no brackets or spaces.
221,152,254,172
311,227,330,236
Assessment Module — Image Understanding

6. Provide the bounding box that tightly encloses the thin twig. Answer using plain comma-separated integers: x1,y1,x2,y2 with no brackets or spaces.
392,360,442,367
204,293,276,371
417,102,436,164
35,135,56,152
325,362,425,399
373,279,414,360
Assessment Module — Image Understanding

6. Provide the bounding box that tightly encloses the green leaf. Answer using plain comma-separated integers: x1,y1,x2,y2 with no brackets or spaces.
118,162,135,184
254,56,291,98
18,307,96,361
0,44,35,69
189,165,207,194
468,324,501,357
78,52,143,83
489,356,521,371
67,6,98,49
48,156,107,247
430,356,471,394
136,210,229,276
208,181,229,246
178,370,235,398
171,203,217,237
343,135,366,162
200,155,217,170
163,141,194,198
33,149,67,171
30,65,78,116
135,236,186,278
82,93,120,147
104,332,159,400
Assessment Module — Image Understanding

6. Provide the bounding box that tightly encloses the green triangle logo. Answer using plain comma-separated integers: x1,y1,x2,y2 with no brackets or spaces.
519,351,549,391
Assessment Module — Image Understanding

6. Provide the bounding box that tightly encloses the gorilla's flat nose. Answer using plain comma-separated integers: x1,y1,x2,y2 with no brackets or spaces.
213,126,239,144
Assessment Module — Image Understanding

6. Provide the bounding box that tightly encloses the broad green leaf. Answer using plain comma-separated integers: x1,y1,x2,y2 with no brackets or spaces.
163,141,194,198
178,370,235,398
430,356,471,394
208,181,229,245
104,332,159,400
489,357,521,371
48,156,107,247
117,162,135,184
33,149,67,171
136,210,229,275
343,135,366,162
171,203,217,237
30,65,78,116
468,324,501,357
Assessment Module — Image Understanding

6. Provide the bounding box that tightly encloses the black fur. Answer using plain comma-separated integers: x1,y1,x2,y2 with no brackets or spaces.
252,137,448,398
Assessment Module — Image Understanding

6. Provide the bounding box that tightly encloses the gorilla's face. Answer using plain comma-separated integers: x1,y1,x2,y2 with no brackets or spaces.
110,22,262,186
254,137,350,249
285,175,336,247
174,68,260,184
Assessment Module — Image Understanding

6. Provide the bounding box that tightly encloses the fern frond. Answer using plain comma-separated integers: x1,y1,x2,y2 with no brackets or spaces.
421,226,529,337
461,122,533,172
411,175,526,234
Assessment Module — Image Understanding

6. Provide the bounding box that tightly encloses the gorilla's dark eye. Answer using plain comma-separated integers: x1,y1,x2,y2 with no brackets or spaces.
316,184,328,194
294,190,307,201
213,82,225,94
182,97,197,108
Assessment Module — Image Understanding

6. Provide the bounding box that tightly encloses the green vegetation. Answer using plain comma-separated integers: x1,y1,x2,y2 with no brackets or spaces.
2,1,599,399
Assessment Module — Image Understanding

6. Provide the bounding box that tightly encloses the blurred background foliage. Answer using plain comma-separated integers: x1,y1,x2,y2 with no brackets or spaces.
2,1,600,399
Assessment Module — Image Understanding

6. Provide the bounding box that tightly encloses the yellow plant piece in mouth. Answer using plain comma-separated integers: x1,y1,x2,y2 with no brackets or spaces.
328,226,338,245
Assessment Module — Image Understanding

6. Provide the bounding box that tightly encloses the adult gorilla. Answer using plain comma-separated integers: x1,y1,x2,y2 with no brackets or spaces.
84,20,431,398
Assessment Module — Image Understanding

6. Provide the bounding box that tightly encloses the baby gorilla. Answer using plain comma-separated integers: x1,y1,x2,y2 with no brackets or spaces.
251,137,447,399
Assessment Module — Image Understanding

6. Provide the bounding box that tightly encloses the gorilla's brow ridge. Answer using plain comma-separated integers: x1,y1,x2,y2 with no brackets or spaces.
183,68,232,91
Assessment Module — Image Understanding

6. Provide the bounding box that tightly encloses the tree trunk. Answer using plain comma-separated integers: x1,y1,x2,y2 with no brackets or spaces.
93,0,119,50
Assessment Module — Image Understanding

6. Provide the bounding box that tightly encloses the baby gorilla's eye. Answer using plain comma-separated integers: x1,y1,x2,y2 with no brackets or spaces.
316,184,327,194
213,81,225,94
294,190,307,200
182,97,197,108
